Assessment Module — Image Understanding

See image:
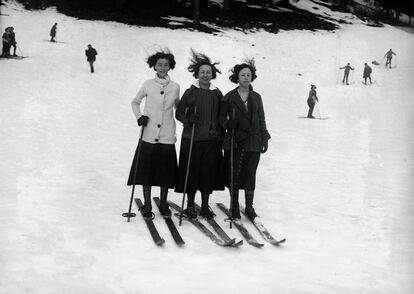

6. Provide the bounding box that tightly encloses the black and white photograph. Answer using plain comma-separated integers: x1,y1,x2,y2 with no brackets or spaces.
1,0,413,293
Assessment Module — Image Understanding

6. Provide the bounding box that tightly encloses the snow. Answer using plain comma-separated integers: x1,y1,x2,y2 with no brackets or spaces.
1,1,414,293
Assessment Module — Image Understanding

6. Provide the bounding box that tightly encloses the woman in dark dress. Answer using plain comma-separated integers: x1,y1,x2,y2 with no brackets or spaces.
175,49,224,219
127,50,180,218
220,59,270,220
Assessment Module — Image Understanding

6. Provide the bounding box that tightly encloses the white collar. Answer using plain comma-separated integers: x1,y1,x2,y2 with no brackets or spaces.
154,74,170,86
192,80,217,90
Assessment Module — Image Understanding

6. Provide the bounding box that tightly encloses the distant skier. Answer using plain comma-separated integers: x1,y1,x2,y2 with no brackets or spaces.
8,27,17,56
50,23,57,42
363,63,372,85
127,49,180,218
220,58,270,220
384,49,396,68
307,84,318,118
1,27,11,57
85,44,98,73
339,63,354,85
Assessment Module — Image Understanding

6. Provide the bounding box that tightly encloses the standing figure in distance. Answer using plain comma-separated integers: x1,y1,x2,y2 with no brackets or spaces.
384,49,396,69
307,84,318,118
127,49,180,217
339,62,354,85
219,59,271,220
50,23,57,42
175,49,224,219
1,27,11,57
85,44,98,73
363,63,372,85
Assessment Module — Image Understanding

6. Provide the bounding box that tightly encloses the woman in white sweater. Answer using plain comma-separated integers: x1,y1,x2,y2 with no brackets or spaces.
127,50,180,218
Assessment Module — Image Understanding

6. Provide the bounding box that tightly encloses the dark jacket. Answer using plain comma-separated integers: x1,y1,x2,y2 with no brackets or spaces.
307,89,318,102
220,87,270,152
85,47,98,62
50,25,57,37
363,65,372,78
176,84,224,141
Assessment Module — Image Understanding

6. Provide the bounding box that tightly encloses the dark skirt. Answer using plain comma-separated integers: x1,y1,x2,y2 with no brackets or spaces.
127,141,177,188
222,149,260,190
175,138,224,194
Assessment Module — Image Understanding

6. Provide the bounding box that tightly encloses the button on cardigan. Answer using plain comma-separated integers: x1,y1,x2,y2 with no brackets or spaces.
131,75,180,144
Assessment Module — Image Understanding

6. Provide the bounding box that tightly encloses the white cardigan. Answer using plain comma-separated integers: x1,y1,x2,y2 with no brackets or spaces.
131,75,180,144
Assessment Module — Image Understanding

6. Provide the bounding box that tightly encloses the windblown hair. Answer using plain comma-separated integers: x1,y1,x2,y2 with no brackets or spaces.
229,58,257,84
146,49,176,70
187,49,220,79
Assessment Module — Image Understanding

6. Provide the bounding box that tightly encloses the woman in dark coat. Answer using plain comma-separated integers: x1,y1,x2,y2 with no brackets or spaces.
220,59,270,220
307,84,318,118
175,49,224,219
128,50,180,218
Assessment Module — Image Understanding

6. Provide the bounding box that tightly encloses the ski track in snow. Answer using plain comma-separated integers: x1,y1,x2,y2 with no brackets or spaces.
1,1,413,293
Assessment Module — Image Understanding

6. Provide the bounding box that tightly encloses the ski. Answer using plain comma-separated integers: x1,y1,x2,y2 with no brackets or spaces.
153,197,185,246
134,198,165,246
240,206,286,246
194,203,243,247
216,203,264,248
168,201,236,247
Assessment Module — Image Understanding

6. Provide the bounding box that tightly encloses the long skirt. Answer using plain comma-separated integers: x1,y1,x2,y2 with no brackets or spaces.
175,138,224,195
127,141,177,188
223,149,260,191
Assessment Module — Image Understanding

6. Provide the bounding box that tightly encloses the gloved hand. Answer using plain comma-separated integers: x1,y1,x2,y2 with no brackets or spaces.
261,139,268,154
187,113,199,127
137,115,149,126
226,119,238,130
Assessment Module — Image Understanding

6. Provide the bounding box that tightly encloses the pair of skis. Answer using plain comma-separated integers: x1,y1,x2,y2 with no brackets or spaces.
216,203,286,247
134,198,184,247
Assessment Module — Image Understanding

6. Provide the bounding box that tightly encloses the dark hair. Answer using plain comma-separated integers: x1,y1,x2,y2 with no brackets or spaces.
146,50,176,70
229,58,257,83
187,49,220,79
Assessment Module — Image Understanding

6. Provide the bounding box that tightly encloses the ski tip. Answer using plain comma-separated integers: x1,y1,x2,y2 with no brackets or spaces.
232,240,244,247
271,238,286,246
156,239,166,246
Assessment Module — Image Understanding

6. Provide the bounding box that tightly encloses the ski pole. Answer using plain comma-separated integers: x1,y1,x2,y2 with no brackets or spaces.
336,69,341,84
229,108,236,229
315,102,322,120
17,45,23,57
179,106,197,226
122,125,146,222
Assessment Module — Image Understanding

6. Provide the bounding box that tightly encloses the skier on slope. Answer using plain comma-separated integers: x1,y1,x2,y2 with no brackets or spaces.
1,27,12,57
175,49,224,219
307,84,318,118
384,49,396,69
363,63,372,85
219,59,271,221
339,62,354,85
127,49,180,218
85,44,98,73
50,22,57,42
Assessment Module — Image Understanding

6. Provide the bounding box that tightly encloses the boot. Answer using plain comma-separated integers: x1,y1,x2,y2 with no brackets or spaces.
183,193,197,219
230,188,241,219
199,194,216,219
159,187,171,217
141,186,153,218
245,190,258,220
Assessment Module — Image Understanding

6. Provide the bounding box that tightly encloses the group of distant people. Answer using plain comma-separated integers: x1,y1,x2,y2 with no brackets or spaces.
2,22,98,73
1,26,17,57
338,49,397,86
307,49,397,119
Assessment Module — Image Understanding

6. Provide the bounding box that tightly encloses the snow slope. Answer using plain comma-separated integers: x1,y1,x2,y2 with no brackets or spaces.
1,1,413,293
